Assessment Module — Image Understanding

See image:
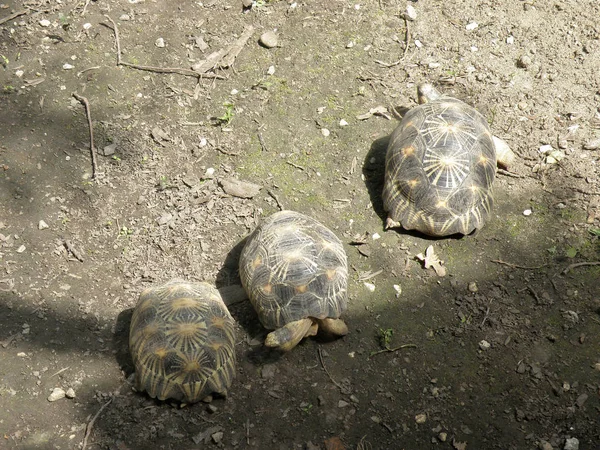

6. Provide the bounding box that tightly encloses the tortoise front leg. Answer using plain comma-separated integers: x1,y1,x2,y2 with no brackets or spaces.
265,318,314,351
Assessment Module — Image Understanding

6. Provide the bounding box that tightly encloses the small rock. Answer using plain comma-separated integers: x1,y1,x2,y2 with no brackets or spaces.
100,142,117,156
346,41,354,49
63,63,74,70
211,432,223,444
38,220,49,230
517,55,532,68
339,119,348,127
260,364,276,379
83,23,92,30
242,0,253,8
523,209,532,216
370,415,381,423
119,14,131,21
17,245,26,253
415,413,427,424
404,4,417,21
219,178,261,199
393,284,402,298
583,137,600,150
539,144,553,153
539,440,553,450
259,31,278,49
468,281,478,293
39,19,51,27
156,213,173,225
575,393,588,407
321,128,330,137
48,387,66,402
438,432,447,442
65,388,76,399
155,38,165,48
206,404,218,414
267,65,276,75
363,282,375,292
564,437,579,450
338,400,349,408
317,395,326,406
479,340,491,351
349,395,359,404
203,167,215,178
465,22,478,31
506,35,515,45
593,362,600,372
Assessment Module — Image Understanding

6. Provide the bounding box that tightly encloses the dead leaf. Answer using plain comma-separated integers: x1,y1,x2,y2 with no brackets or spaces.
324,436,346,450
416,245,447,277
356,105,390,120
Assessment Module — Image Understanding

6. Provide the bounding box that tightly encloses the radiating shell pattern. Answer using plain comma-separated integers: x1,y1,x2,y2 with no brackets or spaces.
239,211,348,330
129,280,236,404
382,95,497,236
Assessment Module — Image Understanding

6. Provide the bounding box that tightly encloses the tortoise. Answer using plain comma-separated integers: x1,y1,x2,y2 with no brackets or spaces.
239,210,349,351
129,280,237,404
382,83,515,237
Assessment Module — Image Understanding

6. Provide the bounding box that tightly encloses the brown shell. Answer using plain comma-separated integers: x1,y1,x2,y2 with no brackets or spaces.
129,280,236,403
382,95,497,236
239,211,348,330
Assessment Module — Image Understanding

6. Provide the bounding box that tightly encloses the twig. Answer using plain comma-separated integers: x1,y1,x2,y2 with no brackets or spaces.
497,168,524,178
81,0,91,16
491,259,546,270
82,398,113,450
257,131,268,152
50,367,70,378
103,15,225,80
401,16,410,59
63,239,84,262
77,66,101,77
369,343,416,358
286,161,305,171
527,285,541,304
0,9,28,26
562,261,600,275
267,189,284,211
480,299,493,328
317,346,350,394
245,418,250,445
72,93,99,179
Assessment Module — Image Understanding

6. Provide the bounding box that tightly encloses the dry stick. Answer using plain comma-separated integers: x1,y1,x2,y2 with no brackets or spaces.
0,9,28,26
63,239,85,262
491,259,547,270
369,343,416,358
497,168,525,178
104,15,224,80
267,189,284,211
71,93,99,179
82,398,112,450
81,0,91,16
317,346,350,394
562,261,600,275
257,131,268,152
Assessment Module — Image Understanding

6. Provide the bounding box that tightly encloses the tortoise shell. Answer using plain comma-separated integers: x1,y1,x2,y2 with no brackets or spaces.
382,85,499,236
129,280,236,403
239,211,348,332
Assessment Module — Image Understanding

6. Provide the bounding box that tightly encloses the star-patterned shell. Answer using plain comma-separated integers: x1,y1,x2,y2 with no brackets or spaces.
129,280,236,404
383,93,497,236
239,211,348,330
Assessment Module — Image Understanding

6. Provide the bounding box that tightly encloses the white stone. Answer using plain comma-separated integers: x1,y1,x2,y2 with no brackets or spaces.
523,209,532,216
155,38,165,48
465,22,478,31
62,63,74,70
65,388,76,399
364,282,375,292
83,23,92,30
539,144,553,153
479,340,491,350
321,128,330,137
339,119,348,127
405,4,417,21
39,19,51,27
48,387,66,402
38,220,49,230
267,65,275,75
506,35,514,44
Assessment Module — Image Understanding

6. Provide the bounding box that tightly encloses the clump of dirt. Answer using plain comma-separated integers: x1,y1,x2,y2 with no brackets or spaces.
1,0,599,449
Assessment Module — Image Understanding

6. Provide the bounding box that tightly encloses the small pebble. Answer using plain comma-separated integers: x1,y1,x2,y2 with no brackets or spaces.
350,395,359,404
242,0,253,7
48,387,66,402
65,388,76,399
506,35,515,44
465,22,478,31
38,220,49,230
259,31,278,49
63,63,74,70
393,284,402,298
404,4,417,21
593,362,600,372
415,413,427,424
17,245,26,253
468,281,478,293
363,282,375,292
370,416,381,423
346,42,354,48
539,144,553,153
339,119,348,127
206,404,218,414
414,39,423,48
39,19,51,27
523,209,532,216
338,400,349,408
199,138,208,148
83,23,92,30
479,340,491,351
539,440,553,450
438,432,447,442
155,38,165,48
211,432,223,444
267,65,276,75
517,55,532,68
564,437,579,450
321,128,330,137
119,14,131,21
204,167,215,178
583,137,600,150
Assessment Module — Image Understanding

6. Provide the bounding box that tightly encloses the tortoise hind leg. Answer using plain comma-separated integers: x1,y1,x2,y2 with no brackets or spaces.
317,318,349,337
492,135,515,169
265,318,314,351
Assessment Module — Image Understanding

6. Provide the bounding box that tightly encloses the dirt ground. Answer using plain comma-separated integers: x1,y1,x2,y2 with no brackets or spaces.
1,0,599,449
